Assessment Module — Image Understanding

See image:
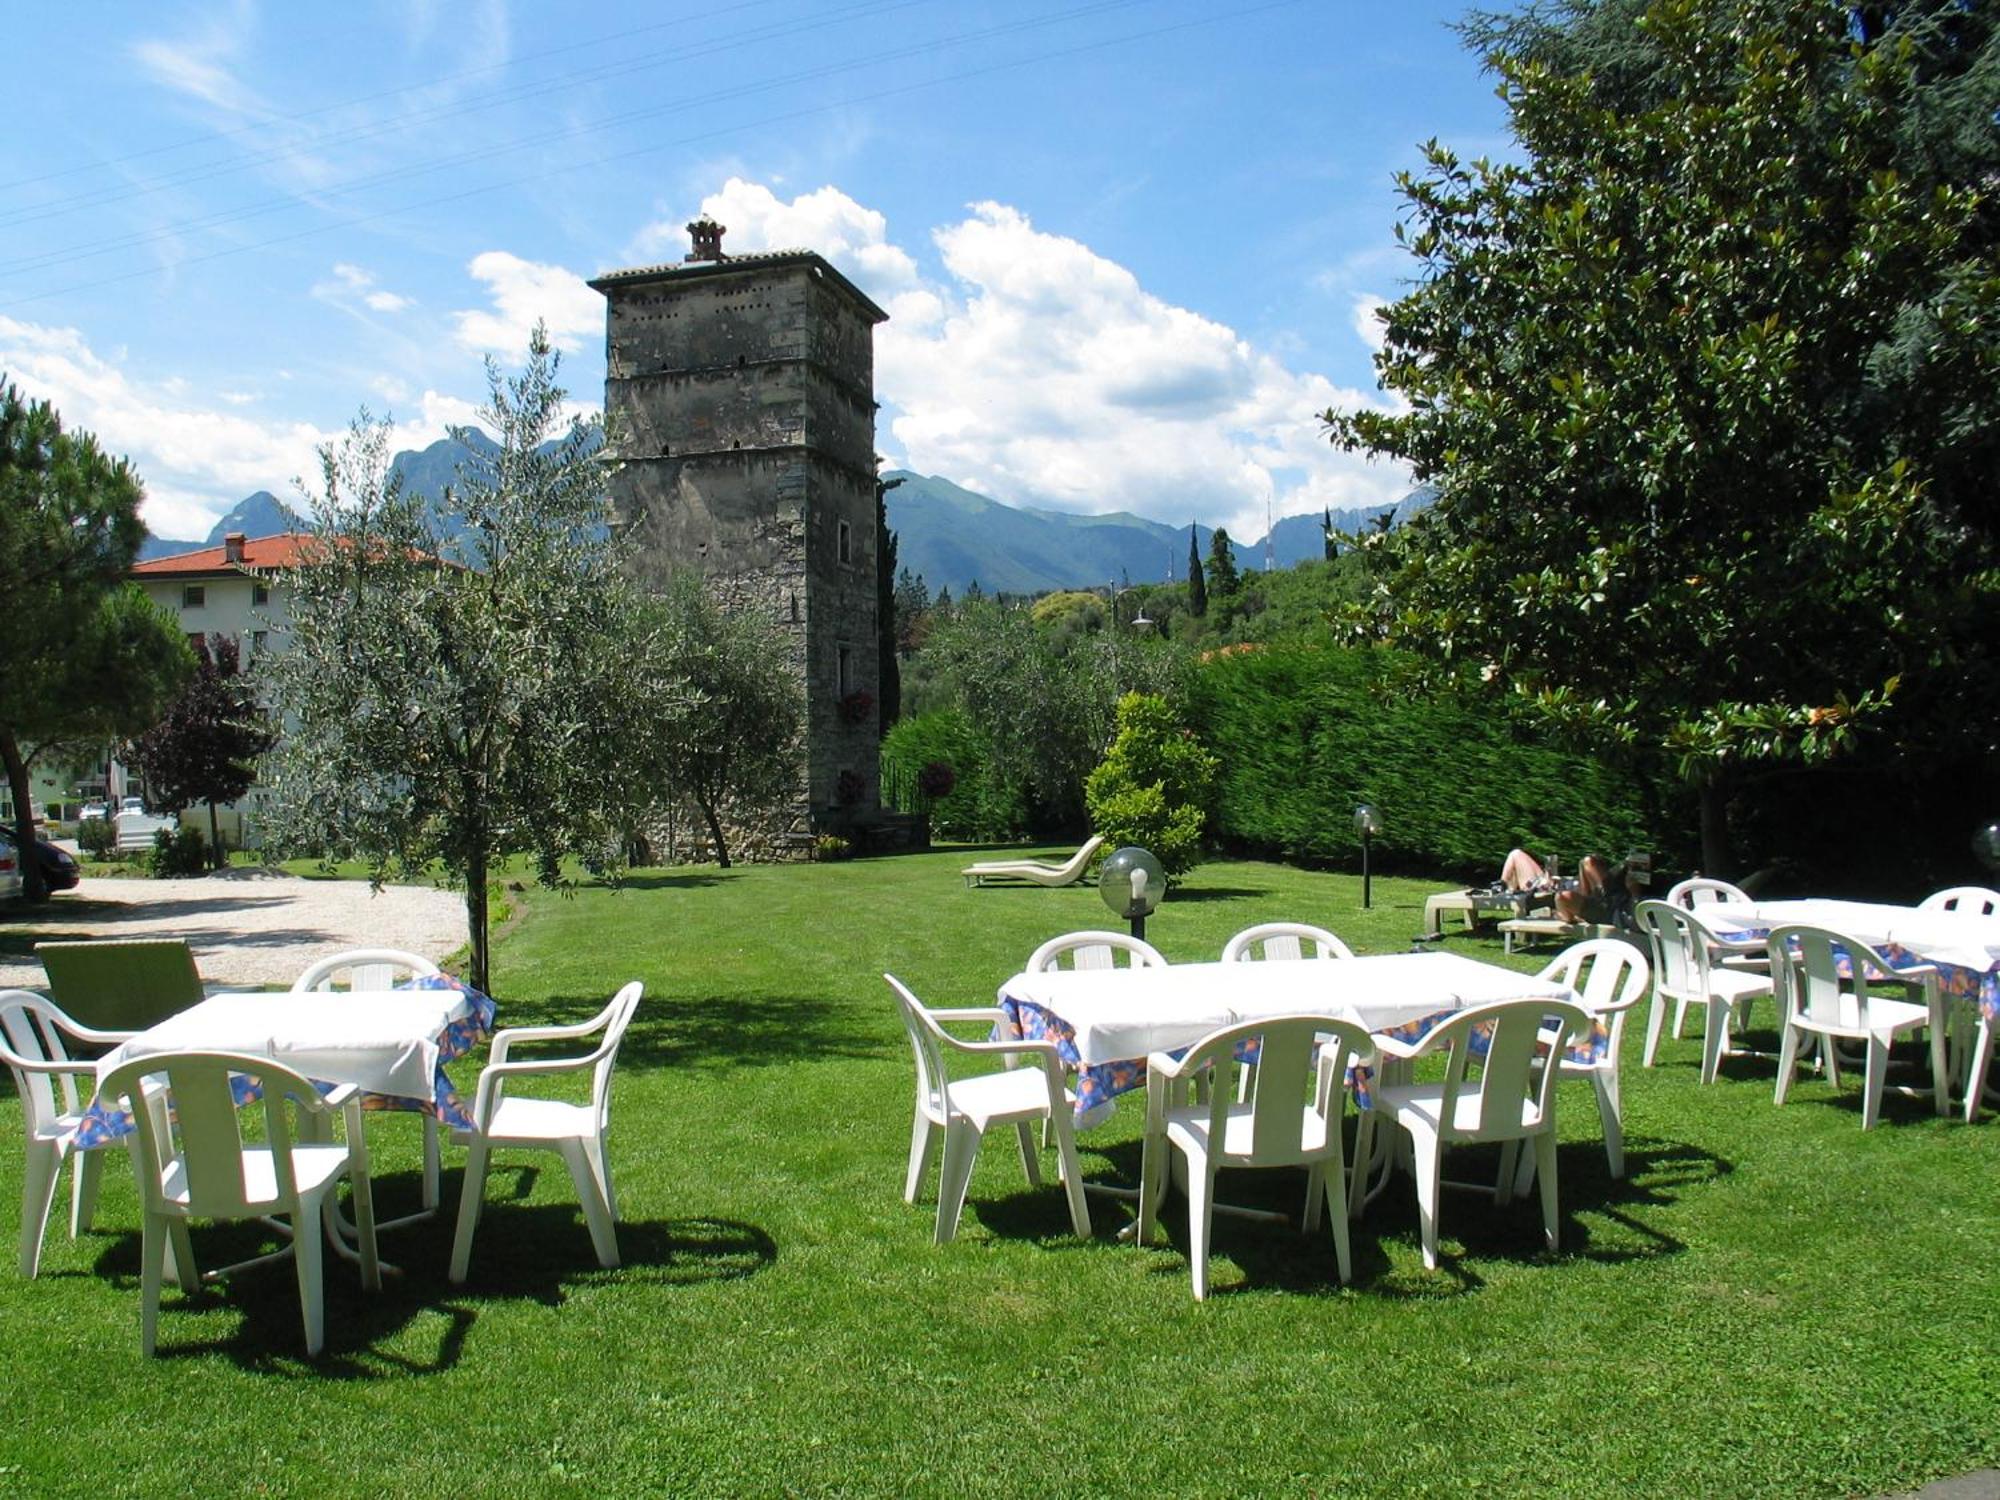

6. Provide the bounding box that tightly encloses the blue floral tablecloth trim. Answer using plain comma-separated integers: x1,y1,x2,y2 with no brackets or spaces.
1708,925,1997,1026
997,998,1605,1120
68,973,496,1150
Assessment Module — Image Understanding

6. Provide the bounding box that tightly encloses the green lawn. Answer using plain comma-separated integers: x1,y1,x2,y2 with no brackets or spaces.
3,851,1995,1496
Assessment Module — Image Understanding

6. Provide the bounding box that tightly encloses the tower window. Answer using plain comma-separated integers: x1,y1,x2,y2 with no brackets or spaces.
838,645,852,696
837,520,852,565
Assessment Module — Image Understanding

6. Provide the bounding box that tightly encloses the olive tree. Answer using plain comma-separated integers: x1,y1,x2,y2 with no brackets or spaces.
260,331,638,992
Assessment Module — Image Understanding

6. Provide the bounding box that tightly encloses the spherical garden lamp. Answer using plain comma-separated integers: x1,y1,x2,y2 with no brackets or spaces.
1353,803,1383,909
1975,819,2000,875
1099,845,1166,942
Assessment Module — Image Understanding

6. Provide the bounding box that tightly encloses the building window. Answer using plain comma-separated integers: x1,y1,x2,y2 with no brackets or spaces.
252,582,270,607
838,645,852,697
837,519,852,566
251,630,269,656
182,585,206,608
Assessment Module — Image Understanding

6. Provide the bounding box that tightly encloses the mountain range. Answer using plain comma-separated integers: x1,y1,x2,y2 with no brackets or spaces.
141,437,1431,595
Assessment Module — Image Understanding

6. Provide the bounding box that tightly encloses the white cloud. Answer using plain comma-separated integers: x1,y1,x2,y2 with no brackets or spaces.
1350,293,1389,355
451,251,601,356
882,199,1405,539
313,263,415,315
1,314,332,539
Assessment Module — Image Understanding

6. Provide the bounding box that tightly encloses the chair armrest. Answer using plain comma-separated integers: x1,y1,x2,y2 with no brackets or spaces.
51,1018,139,1047
0,1053,98,1077
931,1006,1008,1025
1372,1032,1427,1062
1145,1047,1200,1081
939,1034,1061,1062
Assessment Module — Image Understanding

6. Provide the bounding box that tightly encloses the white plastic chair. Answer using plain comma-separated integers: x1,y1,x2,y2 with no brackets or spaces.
291,949,444,1213
886,974,1090,1244
447,981,643,1283
97,1049,380,1356
1919,886,2000,917
1134,1014,1375,1298
1665,877,1750,909
1770,925,1946,1129
1368,997,1590,1270
1637,900,1774,1083
1025,929,1167,974
1513,940,1651,1190
0,991,139,1277
1220,922,1356,964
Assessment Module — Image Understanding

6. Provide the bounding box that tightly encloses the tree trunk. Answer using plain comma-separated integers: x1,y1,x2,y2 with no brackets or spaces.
465,845,491,996
207,800,223,870
1697,773,1732,879
698,797,732,869
0,730,47,902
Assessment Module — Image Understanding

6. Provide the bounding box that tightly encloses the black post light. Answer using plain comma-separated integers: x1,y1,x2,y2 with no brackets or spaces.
1099,845,1166,942
1353,804,1382,909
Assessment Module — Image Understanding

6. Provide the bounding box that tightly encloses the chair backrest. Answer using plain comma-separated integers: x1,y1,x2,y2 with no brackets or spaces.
1220,922,1355,963
0,990,84,1130
586,983,645,1132
1665,877,1749,909
1177,1015,1374,1167
1051,835,1106,879
35,939,204,1031
1025,930,1167,974
1636,899,1717,998
885,974,956,1117
1918,886,2000,917
98,1051,320,1220
1418,998,1591,1142
291,948,440,993
1538,938,1650,1059
1767,925,1905,1031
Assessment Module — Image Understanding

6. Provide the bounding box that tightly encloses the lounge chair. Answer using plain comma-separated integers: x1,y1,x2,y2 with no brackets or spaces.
961,835,1105,889
35,939,206,1032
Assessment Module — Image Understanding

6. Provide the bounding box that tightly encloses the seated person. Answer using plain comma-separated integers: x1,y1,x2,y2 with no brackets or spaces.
1556,854,1613,923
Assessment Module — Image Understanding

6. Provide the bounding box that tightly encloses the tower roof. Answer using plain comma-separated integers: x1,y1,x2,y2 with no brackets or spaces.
588,250,888,324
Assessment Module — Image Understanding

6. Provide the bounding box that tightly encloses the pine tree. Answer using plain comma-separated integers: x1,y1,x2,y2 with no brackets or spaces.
1206,527,1240,599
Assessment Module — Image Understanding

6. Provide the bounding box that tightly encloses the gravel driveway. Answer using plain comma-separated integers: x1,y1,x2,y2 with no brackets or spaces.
0,867,469,991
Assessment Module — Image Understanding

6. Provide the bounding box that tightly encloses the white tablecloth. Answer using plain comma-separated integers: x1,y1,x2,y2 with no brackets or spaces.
999,950,1577,1066
1701,900,2000,973
94,990,475,1103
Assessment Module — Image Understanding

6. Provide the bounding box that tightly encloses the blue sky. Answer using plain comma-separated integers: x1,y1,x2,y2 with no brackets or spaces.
0,0,1509,544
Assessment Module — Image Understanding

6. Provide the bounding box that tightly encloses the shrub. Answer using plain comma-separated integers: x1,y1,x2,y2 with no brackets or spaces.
1188,644,1665,877
813,834,852,862
77,817,116,859
148,825,210,878
1084,692,1219,875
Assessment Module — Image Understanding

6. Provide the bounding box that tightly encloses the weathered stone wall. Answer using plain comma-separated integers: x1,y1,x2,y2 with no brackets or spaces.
598,253,882,835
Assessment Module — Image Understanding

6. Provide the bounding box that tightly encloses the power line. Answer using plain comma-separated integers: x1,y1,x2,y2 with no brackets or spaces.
0,0,942,232
0,0,1301,314
0,0,802,194
0,0,1156,280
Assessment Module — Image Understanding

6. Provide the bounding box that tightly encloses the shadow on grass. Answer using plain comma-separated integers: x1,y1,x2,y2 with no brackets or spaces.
990,1129,1730,1299
1159,887,1275,904
607,869,742,892
82,1173,775,1376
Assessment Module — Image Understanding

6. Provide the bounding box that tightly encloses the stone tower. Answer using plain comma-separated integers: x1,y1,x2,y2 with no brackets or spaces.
589,217,888,836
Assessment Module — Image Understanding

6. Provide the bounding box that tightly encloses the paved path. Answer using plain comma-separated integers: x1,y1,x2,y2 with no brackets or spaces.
1,867,468,991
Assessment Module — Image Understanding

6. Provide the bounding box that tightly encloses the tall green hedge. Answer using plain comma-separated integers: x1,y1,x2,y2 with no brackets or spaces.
1189,644,1664,877
880,708,1027,840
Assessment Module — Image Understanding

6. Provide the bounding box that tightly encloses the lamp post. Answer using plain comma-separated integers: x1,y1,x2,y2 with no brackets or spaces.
1107,582,1154,634
1975,819,2000,875
1099,845,1166,941
1353,804,1382,909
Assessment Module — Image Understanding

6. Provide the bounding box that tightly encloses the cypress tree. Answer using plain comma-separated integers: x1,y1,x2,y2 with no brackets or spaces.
1186,525,1207,617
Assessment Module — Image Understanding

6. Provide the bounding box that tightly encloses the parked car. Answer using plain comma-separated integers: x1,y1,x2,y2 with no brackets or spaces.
0,830,81,896
79,801,108,821
120,796,146,817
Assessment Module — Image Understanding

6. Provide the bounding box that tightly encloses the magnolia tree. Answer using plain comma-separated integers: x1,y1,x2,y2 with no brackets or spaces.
260,330,640,993
1326,0,1998,872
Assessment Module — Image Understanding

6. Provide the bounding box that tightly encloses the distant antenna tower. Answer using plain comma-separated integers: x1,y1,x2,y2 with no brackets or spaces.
1263,497,1275,572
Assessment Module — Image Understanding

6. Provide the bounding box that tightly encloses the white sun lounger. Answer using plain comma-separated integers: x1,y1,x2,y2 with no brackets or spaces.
961,835,1105,889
